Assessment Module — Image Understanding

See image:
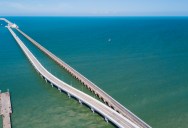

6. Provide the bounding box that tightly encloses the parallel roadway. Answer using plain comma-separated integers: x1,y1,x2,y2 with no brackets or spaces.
16,29,151,128
7,26,139,128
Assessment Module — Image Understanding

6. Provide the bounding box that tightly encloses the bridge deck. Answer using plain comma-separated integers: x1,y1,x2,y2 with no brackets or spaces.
1,17,151,128
7,25,139,128
0,92,12,128
16,29,151,128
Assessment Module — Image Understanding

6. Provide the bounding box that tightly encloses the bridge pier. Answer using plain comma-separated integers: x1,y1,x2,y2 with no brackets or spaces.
58,88,61,92
67,93,71,98
0,91,12,128
45,78,47,83
104,117,109,123
51,83,54,87
91,108,95,113
78,100,82,105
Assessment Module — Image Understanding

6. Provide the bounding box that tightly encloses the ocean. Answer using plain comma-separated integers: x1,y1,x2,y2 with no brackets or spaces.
0,17,188,128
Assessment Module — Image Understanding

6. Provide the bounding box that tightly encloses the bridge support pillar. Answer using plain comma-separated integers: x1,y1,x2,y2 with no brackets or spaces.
67,93,71,98
45,78,47,83
51,83,54,87
58,88,61,92
104,117,108,123
91,108,95,113
79,100,82,105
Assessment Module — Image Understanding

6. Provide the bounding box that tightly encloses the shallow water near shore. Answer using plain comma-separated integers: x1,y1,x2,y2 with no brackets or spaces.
0,17,188,128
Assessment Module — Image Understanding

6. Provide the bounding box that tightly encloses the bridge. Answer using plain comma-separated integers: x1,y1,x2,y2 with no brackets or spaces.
7,23,140,128
0,18,18,28
0,18,12,25
1,18,151,128
16,27,151,128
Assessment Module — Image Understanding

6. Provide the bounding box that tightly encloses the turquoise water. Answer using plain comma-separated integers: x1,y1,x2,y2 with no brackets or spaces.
1,17,188,128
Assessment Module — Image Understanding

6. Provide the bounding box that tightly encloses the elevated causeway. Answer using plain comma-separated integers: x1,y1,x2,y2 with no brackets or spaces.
0,18,151,128
16,28,150,128
7,25,140,128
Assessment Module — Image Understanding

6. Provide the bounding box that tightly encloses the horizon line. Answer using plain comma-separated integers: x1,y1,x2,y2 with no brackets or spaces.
1,15,188,17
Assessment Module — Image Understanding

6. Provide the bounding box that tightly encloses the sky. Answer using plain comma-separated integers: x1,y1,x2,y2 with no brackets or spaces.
0,0,188,16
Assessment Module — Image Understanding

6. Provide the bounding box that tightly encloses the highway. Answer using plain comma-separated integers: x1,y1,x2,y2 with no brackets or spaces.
1,17,151,128
7,25,140,128
16,29,151,128
0,18,13,26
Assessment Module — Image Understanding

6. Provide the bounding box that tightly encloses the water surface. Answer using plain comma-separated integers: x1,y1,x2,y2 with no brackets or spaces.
1,17,188,128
